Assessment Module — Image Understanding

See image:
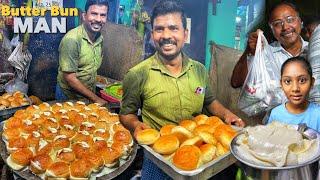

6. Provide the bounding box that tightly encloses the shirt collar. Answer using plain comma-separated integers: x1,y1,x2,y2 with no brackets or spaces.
80,24,103,45
271,37,308,55
150,52,193,77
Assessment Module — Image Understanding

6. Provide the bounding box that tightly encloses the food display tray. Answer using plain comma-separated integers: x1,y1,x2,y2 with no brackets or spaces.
142,145,236,180
0,121,138,180
0,95,31,121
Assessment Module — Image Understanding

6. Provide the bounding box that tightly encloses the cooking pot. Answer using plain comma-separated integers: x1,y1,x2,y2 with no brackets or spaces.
231,125,320,180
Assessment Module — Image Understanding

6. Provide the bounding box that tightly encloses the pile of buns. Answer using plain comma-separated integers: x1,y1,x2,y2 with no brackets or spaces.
2,101,133,179
0,91,29,110
136,115,237,171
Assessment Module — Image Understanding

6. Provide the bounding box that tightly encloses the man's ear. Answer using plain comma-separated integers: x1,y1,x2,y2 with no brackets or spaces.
184,28,189,42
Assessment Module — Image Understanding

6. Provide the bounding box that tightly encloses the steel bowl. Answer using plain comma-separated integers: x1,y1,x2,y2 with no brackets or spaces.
231,125,320,180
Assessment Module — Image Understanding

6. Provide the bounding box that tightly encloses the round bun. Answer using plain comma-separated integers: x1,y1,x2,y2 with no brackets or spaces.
172,145,202,171
171,126,193,143
30,154,53,174
160,124,176,136
153,135,179,155
213,124,236,149
215,142,228,156
199,144,216,164
204,116,224,129
180,136,203,147
70,159,92,178
197,131,217,145
193,114,208,125
193,124,215,134
136,129,160,145
179,120,197,132
10,148,33,166
46,161,70,178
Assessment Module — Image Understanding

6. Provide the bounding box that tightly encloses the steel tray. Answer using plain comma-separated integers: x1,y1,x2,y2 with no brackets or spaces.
0,121,138,180
0,94,31,121
142,145,236,180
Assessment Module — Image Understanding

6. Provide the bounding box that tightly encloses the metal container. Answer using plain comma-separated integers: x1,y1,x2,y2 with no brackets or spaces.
142,145,237,180
231,125,320,180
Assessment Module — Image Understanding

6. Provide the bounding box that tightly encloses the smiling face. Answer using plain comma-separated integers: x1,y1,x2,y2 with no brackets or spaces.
82,5,108,35
281,61,314,108
269,4,302,49
152,13,188,61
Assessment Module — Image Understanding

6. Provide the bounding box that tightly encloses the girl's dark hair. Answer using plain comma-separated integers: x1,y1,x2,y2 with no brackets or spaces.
281,56,313,77
268,1,300,23
151,0,187,29
85,0,109,12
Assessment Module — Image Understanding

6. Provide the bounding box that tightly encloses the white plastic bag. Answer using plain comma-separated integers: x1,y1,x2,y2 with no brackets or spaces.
7,42,32,81
238,31,284,116
308,25,320,104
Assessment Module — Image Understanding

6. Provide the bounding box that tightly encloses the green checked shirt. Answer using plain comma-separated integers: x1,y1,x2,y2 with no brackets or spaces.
120,52,215,130
57,25,103,100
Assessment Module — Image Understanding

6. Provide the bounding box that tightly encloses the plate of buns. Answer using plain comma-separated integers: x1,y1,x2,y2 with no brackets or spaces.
0,101,137,180
137,115,241,179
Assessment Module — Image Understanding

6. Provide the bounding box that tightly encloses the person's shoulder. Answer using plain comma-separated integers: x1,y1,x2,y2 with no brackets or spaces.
271,104,286,113
62,26,82,40
309,102,320,110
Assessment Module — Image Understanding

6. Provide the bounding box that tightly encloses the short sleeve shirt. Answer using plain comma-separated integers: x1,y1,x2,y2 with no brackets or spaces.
57,25,103,100
268,102,320,132
120,53,215,130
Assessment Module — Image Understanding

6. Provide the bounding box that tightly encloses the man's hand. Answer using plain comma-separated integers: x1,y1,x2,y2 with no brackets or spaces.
224,112,245,127
247,29,263,55
94,97,108,106
133,122,151,140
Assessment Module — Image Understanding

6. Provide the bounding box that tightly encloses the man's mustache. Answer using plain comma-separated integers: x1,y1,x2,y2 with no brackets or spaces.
159,39,177,47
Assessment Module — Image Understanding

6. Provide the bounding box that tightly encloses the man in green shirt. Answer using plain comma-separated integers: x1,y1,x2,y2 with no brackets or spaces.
120,1,245,179
56,0,108,105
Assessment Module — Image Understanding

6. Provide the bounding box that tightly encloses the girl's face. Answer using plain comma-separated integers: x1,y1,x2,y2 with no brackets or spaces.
281,61,314,107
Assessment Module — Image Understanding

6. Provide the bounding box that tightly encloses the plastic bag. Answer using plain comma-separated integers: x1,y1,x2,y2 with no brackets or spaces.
4,78,28,94
7,42,32,81
238,31,284,116
308,25,320,104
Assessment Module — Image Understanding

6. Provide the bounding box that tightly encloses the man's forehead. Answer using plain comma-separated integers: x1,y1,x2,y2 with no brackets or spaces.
153,13,183,26
270,5,298,20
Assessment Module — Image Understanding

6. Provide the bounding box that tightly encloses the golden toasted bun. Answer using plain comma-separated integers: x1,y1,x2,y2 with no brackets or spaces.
101,147,121,167
171,126,193,140
179,120,197,132
196,131,217,145
153,135,179,155
30,154,53,174
1,93,11,99
113,130,132,145
216,142,228,156
205,116,224,129
72,143,91,159
29,95,42,105
172,145,202,171
3,128,21,141
213,124,236,149
193,124,215,134
70,159,92,178
0,99,10,107
4,117,22,129
160,124,176,136
8,137,28,152
199,144,216,164
180,136,203,147
46,161,70,178
38,102,51,111
10,100,20,108
10,148,33,166
193,114,208,125
83,152,104,172
136,129,160,145
57,148,76,163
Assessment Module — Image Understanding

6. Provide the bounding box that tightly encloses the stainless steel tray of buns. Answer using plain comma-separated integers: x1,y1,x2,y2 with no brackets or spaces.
0,120,138,180
142,145,236,180
0,95,31,120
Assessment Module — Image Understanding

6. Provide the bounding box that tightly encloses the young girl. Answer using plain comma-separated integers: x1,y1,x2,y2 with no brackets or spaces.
268,56,320,132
